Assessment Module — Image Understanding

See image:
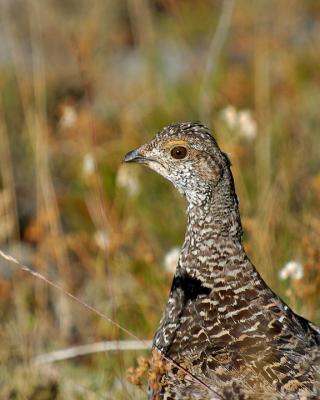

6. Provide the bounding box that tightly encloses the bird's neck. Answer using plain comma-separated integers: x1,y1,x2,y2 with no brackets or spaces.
186,189,243,242
177,178,259,289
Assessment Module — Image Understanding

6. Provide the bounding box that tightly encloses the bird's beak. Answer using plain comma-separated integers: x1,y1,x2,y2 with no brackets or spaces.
124,145,165,176
123,148,147,163
123,145,160,165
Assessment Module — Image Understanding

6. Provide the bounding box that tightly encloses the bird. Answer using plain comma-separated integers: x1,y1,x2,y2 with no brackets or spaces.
124,122,320,399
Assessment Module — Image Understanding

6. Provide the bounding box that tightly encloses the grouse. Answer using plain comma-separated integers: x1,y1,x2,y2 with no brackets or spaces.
124,122,320,399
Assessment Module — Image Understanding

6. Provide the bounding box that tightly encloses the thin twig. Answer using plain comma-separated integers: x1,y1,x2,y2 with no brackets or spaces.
0,249,141,342
34,340,152,365
198,0,235,123
0,106,20,242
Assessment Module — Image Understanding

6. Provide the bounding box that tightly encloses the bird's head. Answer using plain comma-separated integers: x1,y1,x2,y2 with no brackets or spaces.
124,122,232,205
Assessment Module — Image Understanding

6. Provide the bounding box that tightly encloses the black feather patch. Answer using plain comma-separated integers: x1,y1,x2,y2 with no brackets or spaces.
171,274,211,302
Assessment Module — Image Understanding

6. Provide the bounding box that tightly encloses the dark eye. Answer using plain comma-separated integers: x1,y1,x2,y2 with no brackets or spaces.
170,146,187,159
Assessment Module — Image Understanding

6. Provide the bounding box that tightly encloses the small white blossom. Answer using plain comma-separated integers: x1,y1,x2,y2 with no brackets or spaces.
116,165,140,196
59,105,77,128
238,110,257,139
94,230,109,251
279,261,304,280
220,105,238,129
220,106,257,140
83,153,96,176
163,247,180,274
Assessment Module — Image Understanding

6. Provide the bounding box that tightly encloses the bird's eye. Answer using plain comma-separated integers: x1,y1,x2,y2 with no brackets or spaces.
170,146,187,159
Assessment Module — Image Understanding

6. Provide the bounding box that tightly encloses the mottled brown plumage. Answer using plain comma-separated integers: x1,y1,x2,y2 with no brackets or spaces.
124,122,320,399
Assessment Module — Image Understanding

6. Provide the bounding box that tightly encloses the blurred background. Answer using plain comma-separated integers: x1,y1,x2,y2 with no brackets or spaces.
0,0,320,398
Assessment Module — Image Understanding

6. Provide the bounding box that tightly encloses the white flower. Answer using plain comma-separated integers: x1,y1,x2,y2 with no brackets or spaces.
279,261,304,280
220,106,257,140
83,153,96,176
116,165,140,196
163,247,180,274
220,105,238,130
238,110,257,139
94,230,109,251
59,105,77,128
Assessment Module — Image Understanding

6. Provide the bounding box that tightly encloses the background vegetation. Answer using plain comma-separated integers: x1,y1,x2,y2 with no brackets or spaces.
0,0,319,398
